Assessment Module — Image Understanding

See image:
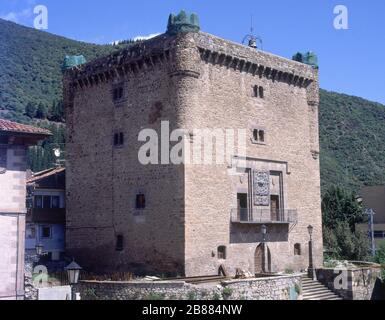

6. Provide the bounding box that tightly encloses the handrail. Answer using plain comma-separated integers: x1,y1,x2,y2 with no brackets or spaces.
231,208,298,224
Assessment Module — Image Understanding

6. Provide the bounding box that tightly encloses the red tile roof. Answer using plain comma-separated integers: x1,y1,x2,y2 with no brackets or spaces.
0,119,52,136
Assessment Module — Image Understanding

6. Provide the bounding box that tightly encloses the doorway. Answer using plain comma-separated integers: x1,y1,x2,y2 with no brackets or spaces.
255,244,272,274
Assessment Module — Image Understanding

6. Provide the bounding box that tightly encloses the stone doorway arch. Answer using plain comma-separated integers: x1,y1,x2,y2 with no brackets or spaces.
255,243,271,274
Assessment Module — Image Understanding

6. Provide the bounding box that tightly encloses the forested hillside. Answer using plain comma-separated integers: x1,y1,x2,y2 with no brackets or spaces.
1,18,385,193
0,18,130,171
319,90,385,193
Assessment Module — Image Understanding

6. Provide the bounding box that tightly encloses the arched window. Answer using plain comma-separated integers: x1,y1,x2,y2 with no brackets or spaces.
294,243,301,256
218,246,227,260
116,235,124,251
259,86,264,99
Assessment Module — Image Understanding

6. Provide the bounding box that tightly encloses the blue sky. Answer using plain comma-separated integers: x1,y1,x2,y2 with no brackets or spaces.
1,0,385,104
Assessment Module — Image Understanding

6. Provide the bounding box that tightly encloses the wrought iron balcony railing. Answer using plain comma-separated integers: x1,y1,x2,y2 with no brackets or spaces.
231,208,298,224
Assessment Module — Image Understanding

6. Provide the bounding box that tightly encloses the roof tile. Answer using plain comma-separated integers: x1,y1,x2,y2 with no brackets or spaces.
0,119,52,136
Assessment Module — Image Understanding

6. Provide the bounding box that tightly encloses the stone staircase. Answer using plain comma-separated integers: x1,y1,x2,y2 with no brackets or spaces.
301,275,343,300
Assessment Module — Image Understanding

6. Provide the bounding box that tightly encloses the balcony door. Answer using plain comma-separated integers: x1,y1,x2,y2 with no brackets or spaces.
237,193,248,221
270,195,280,222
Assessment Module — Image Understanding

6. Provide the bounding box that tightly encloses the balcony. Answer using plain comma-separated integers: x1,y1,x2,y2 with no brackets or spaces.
27,208,66,224
231,208,298,224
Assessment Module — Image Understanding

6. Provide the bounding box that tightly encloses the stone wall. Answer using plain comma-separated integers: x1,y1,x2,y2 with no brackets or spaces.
74,275,302,301
316,267,382,300
0,145,27,300
183,32,322,276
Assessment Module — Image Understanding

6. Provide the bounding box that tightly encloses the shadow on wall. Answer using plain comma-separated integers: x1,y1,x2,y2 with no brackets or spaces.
230,224,289,244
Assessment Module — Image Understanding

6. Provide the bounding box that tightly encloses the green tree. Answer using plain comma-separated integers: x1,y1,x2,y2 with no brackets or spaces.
49,100,65,122
322,186,365,231
36,103,48,119
25,102,37,118
322,187,369,261
374,243,385,280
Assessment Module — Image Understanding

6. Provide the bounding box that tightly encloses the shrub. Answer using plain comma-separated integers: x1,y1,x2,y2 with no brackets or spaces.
222,287,233,300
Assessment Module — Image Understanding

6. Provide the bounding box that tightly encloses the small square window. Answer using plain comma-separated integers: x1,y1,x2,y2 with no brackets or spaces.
218,246,227,260
252,129,266,144
113,87,124,102
136,194,146,210
114,132,124,147
41,226,51,239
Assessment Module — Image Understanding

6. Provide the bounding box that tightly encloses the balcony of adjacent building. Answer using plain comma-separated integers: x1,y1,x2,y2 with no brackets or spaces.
27,207,66,224
26,194,66,224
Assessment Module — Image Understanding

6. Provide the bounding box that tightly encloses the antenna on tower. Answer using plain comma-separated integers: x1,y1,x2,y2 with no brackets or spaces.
242,14,263,50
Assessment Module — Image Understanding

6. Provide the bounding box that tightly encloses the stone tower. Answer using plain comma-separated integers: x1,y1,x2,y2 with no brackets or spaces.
64,12,322,277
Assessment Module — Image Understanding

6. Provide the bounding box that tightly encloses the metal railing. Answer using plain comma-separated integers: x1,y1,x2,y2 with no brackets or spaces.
231,208,298,224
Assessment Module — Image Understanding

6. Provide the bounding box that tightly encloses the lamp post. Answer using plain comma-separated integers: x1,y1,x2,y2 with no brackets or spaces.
261,225,268,273
307,225,316,281
365,209,376,257
261,224,267,242
65,260,82,300
35,243,44,256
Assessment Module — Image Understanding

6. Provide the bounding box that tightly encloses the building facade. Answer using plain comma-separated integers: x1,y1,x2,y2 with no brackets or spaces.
357,186,385,248
0,119,50,299
64,13,323,277
26,167,66,261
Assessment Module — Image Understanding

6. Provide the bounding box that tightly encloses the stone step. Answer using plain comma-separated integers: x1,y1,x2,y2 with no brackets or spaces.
303,292,340,300
302,284,327,290
305,296,342,301
303,288,334,295
302,279,318,283
301,276,344,301
304,296,340,300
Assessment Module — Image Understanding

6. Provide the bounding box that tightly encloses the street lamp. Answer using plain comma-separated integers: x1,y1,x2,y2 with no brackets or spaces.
307,225,316,281
35,243,44,256
261,225,268,273
65,260,82,285
261,224,267,242
307,225,314,241
65,260,82,300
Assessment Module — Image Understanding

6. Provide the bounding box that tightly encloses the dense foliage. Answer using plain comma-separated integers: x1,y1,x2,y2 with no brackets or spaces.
322,187,369,261
319,90,385,193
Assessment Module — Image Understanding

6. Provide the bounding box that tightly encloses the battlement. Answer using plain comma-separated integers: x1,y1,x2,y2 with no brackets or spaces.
64,31,316,93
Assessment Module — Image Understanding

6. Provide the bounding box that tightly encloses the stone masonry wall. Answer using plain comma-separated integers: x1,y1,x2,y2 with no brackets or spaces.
0,145,27,299
64,35,188,276
316,267,382,300
182,32,322,276
75,275,302,301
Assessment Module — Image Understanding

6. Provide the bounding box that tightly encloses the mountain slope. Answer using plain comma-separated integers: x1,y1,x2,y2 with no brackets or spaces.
0,18,124,123
1,19,385,193
319,90,385,192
